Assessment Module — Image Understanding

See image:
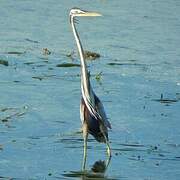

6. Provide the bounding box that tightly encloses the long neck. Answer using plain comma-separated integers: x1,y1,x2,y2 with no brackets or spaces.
71,16,90,96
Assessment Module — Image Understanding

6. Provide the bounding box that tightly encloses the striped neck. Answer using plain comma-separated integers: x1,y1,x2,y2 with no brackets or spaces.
71,16,90,97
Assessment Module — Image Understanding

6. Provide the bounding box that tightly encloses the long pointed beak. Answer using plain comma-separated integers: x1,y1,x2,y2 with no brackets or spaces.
78,11,102,17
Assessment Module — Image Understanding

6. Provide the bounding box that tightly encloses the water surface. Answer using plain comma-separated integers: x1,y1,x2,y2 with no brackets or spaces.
0,0,180,179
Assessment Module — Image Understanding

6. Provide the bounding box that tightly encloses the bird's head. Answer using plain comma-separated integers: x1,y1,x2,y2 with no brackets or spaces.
70,8,102,18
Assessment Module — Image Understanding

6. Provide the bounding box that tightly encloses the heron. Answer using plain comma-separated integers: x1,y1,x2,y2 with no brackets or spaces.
69,8,112,170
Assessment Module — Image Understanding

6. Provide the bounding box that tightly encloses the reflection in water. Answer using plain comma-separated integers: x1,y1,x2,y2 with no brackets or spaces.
91,155,111,174
62,156,112,180
91,160,106,173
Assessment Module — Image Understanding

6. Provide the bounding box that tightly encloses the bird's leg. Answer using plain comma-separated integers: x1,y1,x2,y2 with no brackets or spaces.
102,130,111,157
106,140,111,158
100,125,112,158
104,137,112,169
105,140,111,168
82,135,87,170
100,128,112,168
104,155,111,173
82,123,88,171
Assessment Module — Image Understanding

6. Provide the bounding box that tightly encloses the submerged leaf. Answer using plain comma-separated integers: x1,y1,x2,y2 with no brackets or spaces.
107,62,141,66
24,62,35,65
153,94,178,104
25,38,39,43
56,63,80,67
7,51,25,55
0,106,28,122
0,59,9,66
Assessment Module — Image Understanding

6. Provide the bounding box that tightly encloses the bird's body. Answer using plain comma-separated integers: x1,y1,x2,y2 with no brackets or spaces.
69,8,111,170
81,94,109,143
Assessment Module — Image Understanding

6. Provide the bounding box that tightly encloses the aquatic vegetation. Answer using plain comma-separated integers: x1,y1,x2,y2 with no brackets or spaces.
42,48,51,55
56,63,80,67
84,50,100,60
66,50,100,60
32,75,55,81
153,93,178,104
0,1,180,179
0,59,8,66
107,62,144,66
0,106,28,122
95,71,103,81
25,38,39,43
32,76,43,81
24,62,35,65
6,51,25,55
66,50,76,60
24,60,49,66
